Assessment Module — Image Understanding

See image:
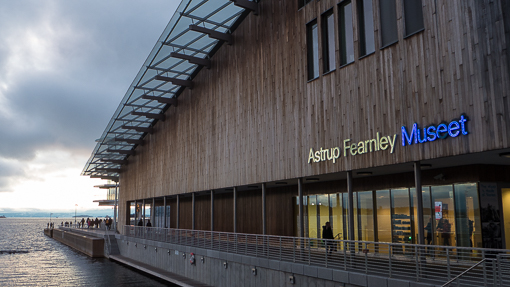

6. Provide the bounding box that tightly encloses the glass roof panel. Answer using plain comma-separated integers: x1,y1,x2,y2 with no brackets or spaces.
82,0,252,178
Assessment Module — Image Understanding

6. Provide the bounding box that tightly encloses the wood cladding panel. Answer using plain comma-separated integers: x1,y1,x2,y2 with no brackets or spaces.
213,193,233,232
236,190,262,234
179,197,192,230
118,0,510,227
266,186,297,237
194,195,211,231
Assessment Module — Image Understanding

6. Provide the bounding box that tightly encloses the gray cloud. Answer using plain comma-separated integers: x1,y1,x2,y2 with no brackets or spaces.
0,1,178,189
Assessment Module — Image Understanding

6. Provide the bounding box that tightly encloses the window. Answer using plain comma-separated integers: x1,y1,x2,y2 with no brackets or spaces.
322,10,336,73
338,1,355,65
307,19,319,80
380,0,398,47
357,0,375,57
298,0,313,9
403,0,424,36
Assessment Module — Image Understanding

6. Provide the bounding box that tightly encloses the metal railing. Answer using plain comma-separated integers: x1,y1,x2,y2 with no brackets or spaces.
123,225,510,286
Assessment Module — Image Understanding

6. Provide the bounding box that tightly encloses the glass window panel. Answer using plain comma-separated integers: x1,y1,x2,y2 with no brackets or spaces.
420,187,434,245
308,195,318,238
358,191,374,242
503,188,510,250
322,11,336,72
343,193,351,240
357,0,375,56
307,20,320,80
391,188,412,244
294,196,300,237
318,194,330,238
339,1,355,65
376,190,392,243
330,194,344,241
130,202,136,225
404,0,424,36
431,185,456,247
454,183,482,249
379,0,398,47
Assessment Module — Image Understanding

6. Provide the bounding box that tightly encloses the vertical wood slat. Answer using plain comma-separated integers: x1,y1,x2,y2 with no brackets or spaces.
118,0,510,231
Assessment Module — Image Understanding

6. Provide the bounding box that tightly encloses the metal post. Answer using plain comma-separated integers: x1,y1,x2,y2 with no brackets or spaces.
163,196,167,228
233,187,237,233
114,184,118,232
262,183,267,235
298,178,304,238
142,199,145,225
210,190,214,231
347,171,355,242
414,161,425,245
192,192,196,230
152,198,155,226
176,195,180,229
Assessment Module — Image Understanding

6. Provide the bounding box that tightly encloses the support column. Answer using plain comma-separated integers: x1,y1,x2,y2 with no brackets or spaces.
142,199,146,226
210,190,214,231
163,196,167,228
114,183,118,233
152,198,155,225
262,183,267,235
192,193,196,230
298,178,304,238
347,171,355,241
176,195,180,229
233,187,237,233
414,161,425,245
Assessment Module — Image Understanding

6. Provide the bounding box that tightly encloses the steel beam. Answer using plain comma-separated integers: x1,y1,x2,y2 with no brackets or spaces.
231,0,259,15
121,125,153,134
114,137,144,145
189,25,233,45
155,75,194,89
95,168,120,173
170,52,211,69
100,159,127,164
131,111,166,121
141,95,178,106
107,149,135,155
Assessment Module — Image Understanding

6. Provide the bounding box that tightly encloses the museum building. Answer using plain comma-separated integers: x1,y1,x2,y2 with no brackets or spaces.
82,0,510,251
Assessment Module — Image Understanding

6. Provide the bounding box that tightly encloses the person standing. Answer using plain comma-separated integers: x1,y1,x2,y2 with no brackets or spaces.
322,222,335,254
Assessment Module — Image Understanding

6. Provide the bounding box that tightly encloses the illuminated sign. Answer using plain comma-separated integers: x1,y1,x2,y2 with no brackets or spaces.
308,114,470,164
401,114,469,146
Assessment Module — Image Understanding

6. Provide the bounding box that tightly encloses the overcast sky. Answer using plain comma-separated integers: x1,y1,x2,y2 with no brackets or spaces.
0,1,179,213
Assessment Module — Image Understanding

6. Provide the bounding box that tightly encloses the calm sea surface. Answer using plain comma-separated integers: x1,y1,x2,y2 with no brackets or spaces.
0,218,170,287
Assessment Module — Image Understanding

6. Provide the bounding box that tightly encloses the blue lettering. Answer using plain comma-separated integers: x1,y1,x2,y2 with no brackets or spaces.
448,121,460,137
401,123,418,146
417,128,428,143
436,123,448,139
459,114,469,135
426,126,437,141
401,114,469,147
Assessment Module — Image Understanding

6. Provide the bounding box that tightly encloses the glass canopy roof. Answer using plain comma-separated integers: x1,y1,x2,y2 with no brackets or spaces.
82,0,255,181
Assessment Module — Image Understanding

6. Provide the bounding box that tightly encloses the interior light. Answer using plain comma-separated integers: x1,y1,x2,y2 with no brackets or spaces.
357,172,372,176
499,152,510,158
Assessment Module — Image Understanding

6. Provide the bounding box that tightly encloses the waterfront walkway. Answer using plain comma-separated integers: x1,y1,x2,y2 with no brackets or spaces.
50,226,210,287
110,255,211,287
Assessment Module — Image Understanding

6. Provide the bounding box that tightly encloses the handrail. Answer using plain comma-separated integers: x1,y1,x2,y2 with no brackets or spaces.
441,258,487,287
122,225,510,286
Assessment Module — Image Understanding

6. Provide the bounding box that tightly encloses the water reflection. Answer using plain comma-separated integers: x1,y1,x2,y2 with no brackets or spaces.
0,218,171,287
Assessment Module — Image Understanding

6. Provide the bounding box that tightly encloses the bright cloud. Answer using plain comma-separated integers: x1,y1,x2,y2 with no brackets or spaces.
0,1,179,211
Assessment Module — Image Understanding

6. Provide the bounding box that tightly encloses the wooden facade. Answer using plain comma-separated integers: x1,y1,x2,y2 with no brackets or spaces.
118,0,510,236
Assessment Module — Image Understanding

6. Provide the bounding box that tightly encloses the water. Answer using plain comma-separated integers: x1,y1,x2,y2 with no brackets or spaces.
0,218,170,287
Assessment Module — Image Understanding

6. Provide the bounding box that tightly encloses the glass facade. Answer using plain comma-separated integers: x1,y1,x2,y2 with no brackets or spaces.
295,182,487,250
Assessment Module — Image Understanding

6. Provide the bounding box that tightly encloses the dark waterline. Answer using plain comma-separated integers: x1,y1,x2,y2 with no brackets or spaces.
0,218,173,287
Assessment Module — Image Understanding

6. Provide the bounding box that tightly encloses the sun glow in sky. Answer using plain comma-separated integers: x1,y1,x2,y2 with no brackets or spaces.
0,1,179,212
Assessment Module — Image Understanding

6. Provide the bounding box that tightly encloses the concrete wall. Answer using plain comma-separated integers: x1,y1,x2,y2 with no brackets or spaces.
52,229,104,258
116,235,436,287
